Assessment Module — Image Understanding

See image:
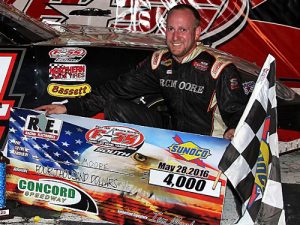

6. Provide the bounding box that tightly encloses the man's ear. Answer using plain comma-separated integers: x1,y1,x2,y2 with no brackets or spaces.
195,26,201,41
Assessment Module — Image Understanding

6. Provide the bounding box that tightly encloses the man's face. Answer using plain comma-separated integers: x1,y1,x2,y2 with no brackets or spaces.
166,9,201,62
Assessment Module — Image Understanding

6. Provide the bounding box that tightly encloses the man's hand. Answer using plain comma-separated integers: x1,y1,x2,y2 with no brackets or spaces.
35,104,67,115
223,128,235,140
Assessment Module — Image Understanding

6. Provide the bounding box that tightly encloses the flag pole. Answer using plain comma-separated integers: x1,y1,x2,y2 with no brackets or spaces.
213,170,222,190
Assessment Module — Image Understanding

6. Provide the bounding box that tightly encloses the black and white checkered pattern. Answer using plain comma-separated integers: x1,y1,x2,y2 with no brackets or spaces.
219,55,286,225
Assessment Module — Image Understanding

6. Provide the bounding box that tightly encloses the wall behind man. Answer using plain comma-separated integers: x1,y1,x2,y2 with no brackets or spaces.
4,0,300,87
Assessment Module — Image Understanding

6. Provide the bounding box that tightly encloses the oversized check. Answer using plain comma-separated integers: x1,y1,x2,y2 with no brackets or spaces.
5,107,229,225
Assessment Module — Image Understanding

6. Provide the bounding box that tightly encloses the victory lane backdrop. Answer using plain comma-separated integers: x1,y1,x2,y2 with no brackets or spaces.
5,107,230,225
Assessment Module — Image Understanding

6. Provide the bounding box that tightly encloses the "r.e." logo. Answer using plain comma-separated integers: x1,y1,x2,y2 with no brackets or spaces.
23,115,62,140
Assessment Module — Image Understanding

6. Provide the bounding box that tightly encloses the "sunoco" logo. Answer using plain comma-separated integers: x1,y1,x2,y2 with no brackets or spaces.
168,142,211,161
85,126,144,157
168,135,211,162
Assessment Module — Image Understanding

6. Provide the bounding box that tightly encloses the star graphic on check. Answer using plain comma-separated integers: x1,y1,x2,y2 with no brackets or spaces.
97,128,116,143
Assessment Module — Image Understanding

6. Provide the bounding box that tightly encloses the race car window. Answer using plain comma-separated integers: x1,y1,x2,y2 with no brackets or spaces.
0,2,58,45
0,31,15,45
0,15,44,44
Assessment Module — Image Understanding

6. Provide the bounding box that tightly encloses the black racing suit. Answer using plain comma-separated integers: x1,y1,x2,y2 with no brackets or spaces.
66,45,248,137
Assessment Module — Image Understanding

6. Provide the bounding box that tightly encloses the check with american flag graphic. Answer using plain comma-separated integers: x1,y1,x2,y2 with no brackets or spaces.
5,107,229,225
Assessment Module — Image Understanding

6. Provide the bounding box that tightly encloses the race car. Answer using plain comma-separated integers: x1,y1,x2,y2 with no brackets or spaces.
0,2,299,152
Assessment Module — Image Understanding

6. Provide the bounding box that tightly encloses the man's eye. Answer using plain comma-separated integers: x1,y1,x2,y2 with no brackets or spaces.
179,28,186,32
167,27,174,32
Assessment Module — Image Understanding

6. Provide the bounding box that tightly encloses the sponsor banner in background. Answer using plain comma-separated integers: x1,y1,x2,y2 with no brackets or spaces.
5,107,229,225
6,0,299,83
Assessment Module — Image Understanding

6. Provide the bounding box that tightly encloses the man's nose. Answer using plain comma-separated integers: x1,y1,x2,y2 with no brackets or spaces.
172,30,179,40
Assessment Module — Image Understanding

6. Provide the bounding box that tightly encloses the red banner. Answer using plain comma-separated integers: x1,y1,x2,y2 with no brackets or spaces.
5,0,300,87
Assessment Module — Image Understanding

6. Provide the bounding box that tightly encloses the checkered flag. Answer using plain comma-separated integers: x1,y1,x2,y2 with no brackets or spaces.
219,55,286,225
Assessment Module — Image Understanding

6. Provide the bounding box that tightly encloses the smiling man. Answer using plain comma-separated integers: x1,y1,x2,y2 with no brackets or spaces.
165,5,201,62
36,4,247,140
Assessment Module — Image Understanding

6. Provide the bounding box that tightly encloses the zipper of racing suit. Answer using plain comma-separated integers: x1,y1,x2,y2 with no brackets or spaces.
176,61,185,131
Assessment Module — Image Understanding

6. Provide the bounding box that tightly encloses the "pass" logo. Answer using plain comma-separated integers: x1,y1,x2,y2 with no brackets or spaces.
85,126,144,157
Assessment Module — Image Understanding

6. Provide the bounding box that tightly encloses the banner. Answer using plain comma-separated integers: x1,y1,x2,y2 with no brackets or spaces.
5,0,300,85
5,107,229,225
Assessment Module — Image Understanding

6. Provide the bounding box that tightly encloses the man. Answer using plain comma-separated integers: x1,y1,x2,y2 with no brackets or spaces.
36,4,247,140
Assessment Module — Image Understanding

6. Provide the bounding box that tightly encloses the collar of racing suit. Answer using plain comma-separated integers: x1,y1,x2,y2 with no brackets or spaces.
179,44,208,64
151,44,208,70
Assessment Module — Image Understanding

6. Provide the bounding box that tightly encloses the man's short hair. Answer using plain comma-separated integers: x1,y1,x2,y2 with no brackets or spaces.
167,4,201,27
